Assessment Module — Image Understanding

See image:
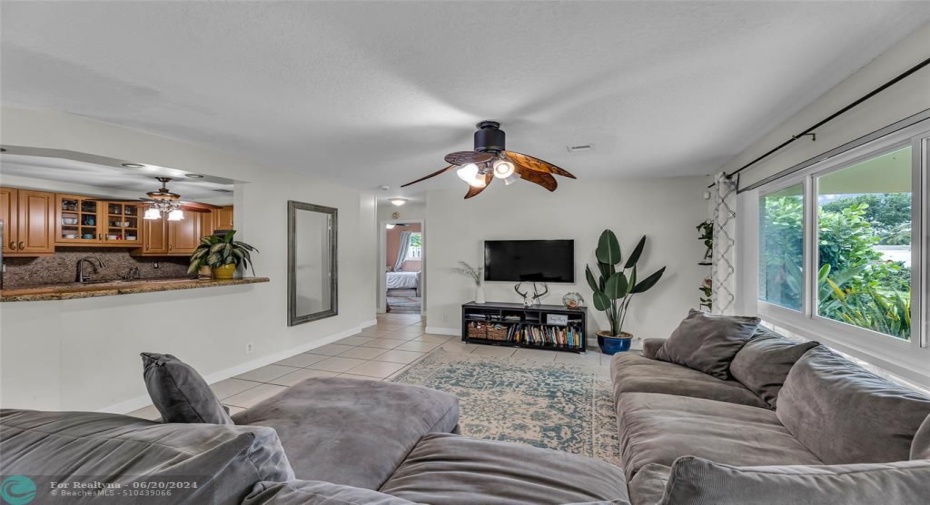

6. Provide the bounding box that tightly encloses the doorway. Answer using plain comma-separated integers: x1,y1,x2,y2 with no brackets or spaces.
380,220,424,314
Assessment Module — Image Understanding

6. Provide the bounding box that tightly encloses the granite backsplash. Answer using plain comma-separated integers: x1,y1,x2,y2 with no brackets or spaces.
2,248,191,288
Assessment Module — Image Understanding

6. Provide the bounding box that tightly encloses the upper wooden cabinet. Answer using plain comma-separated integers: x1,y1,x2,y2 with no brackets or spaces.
56,195,143,247
135,213,202,256
214,206,234,230
1,187,55,256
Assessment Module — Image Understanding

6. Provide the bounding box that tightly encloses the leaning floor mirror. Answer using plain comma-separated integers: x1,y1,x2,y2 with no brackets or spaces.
288,201,337,325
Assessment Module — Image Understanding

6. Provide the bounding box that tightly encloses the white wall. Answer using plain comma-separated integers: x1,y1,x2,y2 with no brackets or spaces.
728,23,930,188
424,177,710,342
0,108,377,412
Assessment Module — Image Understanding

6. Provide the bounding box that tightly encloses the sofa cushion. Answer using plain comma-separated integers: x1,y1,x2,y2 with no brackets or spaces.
611,353,767,408
232,377,459,490
627,463,670,505
0,409,294,505
617,393,822,481
776,346,930,464
141,351,233,424
654,309,759,379
243,480,422,505
912,414,930,460
379,433,631,505
729,328,819,409
657,456,930,505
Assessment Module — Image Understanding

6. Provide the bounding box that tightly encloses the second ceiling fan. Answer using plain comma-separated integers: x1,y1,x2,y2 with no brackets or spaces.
401,121,576,199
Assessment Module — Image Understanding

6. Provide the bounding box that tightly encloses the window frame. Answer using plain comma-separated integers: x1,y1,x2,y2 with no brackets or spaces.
405,232,422,261
753,122,928,385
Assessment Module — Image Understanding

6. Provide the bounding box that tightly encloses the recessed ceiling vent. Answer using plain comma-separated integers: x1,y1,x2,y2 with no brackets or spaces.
566,144,594,153
212,188,234,193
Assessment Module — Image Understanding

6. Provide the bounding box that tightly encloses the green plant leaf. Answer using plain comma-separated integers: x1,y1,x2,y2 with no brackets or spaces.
585,266,600,293
592,290,611,311
595,229,622,265
631,267,666,293
624,236,646,269
604,272,629,300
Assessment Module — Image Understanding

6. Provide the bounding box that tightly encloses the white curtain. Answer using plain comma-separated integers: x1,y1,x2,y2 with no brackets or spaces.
394,231,412,272
712,172,738,315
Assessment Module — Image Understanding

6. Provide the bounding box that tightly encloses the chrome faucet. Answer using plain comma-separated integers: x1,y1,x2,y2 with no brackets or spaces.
76,257,105,283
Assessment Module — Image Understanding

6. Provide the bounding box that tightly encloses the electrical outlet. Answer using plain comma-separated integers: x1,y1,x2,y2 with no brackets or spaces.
245,343,254,354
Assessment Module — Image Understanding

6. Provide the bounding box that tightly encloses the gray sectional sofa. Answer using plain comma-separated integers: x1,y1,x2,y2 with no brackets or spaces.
1,376,630,505
611,326,930,505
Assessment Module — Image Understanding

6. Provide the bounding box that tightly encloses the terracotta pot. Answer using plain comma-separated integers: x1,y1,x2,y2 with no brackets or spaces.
597,330,633,355
213,264,236,280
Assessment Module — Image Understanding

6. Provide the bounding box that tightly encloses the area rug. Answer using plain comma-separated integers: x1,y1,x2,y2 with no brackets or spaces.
391,349,621,466
386,288,421,314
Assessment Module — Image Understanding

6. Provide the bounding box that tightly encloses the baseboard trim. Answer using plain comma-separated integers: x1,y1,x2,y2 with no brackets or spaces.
99,325,365,414
425,326,460,336
361,319,378,328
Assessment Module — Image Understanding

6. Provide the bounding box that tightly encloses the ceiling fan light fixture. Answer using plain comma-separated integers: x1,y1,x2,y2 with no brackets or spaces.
144,207,161,220
492,159,515,179
385,223,396,230
456,163,479,182
389,198,406,207
503,174,520,185
167,209,184,221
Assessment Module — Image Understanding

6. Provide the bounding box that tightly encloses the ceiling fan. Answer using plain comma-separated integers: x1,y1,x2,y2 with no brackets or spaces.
139,177,219,218
401,121,576,199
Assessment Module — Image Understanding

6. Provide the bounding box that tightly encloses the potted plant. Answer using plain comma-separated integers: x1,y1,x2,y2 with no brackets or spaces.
586,229,666,354
452,261,485,303
188,230,259,280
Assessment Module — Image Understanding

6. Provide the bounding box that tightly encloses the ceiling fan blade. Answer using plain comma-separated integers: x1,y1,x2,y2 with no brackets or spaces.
444,151,494,166
505,151,576,179
86,198,143,204
515,165,558,192
401,165,455,188
180,201,222,211
464,173,493,199
178,204,212,213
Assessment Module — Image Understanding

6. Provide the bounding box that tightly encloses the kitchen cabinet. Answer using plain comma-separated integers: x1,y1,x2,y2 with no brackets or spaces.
1,187,55,256
55,195,143,247
214,206,234,230
135,213,201,256
201,211,216,238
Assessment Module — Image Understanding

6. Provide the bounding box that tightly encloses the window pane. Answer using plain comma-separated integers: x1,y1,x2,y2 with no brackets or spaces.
406,233,422,260
816,146,912,340
759,184,805,311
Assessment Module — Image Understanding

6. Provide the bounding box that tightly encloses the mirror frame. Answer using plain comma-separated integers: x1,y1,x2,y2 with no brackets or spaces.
287,200,338,326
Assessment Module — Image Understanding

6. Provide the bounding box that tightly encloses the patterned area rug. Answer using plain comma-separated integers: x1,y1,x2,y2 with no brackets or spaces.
391,349,620,466
386,288,421,314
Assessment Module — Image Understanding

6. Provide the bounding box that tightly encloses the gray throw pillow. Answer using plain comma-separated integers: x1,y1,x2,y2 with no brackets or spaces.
729,328,820,409
658,456,930,505
911,414,930,460
243,480,423,505
141,352,233,424
655,309,760,379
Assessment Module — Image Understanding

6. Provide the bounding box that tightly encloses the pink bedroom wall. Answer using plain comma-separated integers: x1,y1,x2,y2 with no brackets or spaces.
386,223,422,271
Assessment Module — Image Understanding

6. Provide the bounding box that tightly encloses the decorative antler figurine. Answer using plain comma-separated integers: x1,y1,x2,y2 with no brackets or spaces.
514,282,549,306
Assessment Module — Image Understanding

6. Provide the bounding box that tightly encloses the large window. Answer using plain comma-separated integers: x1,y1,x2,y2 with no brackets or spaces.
759,184,805,311
816,147,912,340
405,232,422,260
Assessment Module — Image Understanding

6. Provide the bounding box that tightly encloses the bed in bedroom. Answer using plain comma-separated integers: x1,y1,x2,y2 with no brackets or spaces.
386,271,421,296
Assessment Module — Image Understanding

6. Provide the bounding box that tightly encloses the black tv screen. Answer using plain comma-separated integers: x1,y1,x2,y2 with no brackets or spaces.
484,240,575,283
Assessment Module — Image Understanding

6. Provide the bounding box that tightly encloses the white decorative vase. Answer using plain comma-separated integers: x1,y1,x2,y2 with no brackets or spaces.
475,284,486,304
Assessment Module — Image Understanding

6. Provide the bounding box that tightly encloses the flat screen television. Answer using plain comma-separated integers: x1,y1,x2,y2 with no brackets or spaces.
484,240,575,283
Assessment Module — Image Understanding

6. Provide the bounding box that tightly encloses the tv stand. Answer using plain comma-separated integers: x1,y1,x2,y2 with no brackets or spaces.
461,302,587,353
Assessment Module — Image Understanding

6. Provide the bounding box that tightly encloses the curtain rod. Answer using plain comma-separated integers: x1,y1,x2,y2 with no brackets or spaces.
709,55,930,189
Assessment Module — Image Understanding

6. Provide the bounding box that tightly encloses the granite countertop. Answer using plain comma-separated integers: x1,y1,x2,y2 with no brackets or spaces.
0,277,270,302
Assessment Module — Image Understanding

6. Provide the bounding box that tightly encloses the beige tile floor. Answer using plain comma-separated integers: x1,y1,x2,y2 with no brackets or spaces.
129,312,611,420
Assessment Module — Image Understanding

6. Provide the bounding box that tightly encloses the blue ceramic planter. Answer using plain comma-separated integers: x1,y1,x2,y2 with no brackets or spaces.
597,334,632,355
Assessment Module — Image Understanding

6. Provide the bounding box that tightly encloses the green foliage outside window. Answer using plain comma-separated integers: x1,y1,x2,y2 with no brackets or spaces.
760,195,911,340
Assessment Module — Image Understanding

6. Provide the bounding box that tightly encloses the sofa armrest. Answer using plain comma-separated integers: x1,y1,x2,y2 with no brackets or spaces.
641,338,665,360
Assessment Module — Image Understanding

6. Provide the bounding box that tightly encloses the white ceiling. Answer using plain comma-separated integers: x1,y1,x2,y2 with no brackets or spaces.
2,1,929,199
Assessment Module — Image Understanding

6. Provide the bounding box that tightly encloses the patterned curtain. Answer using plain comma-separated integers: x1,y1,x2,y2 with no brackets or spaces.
712,172,738,315
394,231,412,272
